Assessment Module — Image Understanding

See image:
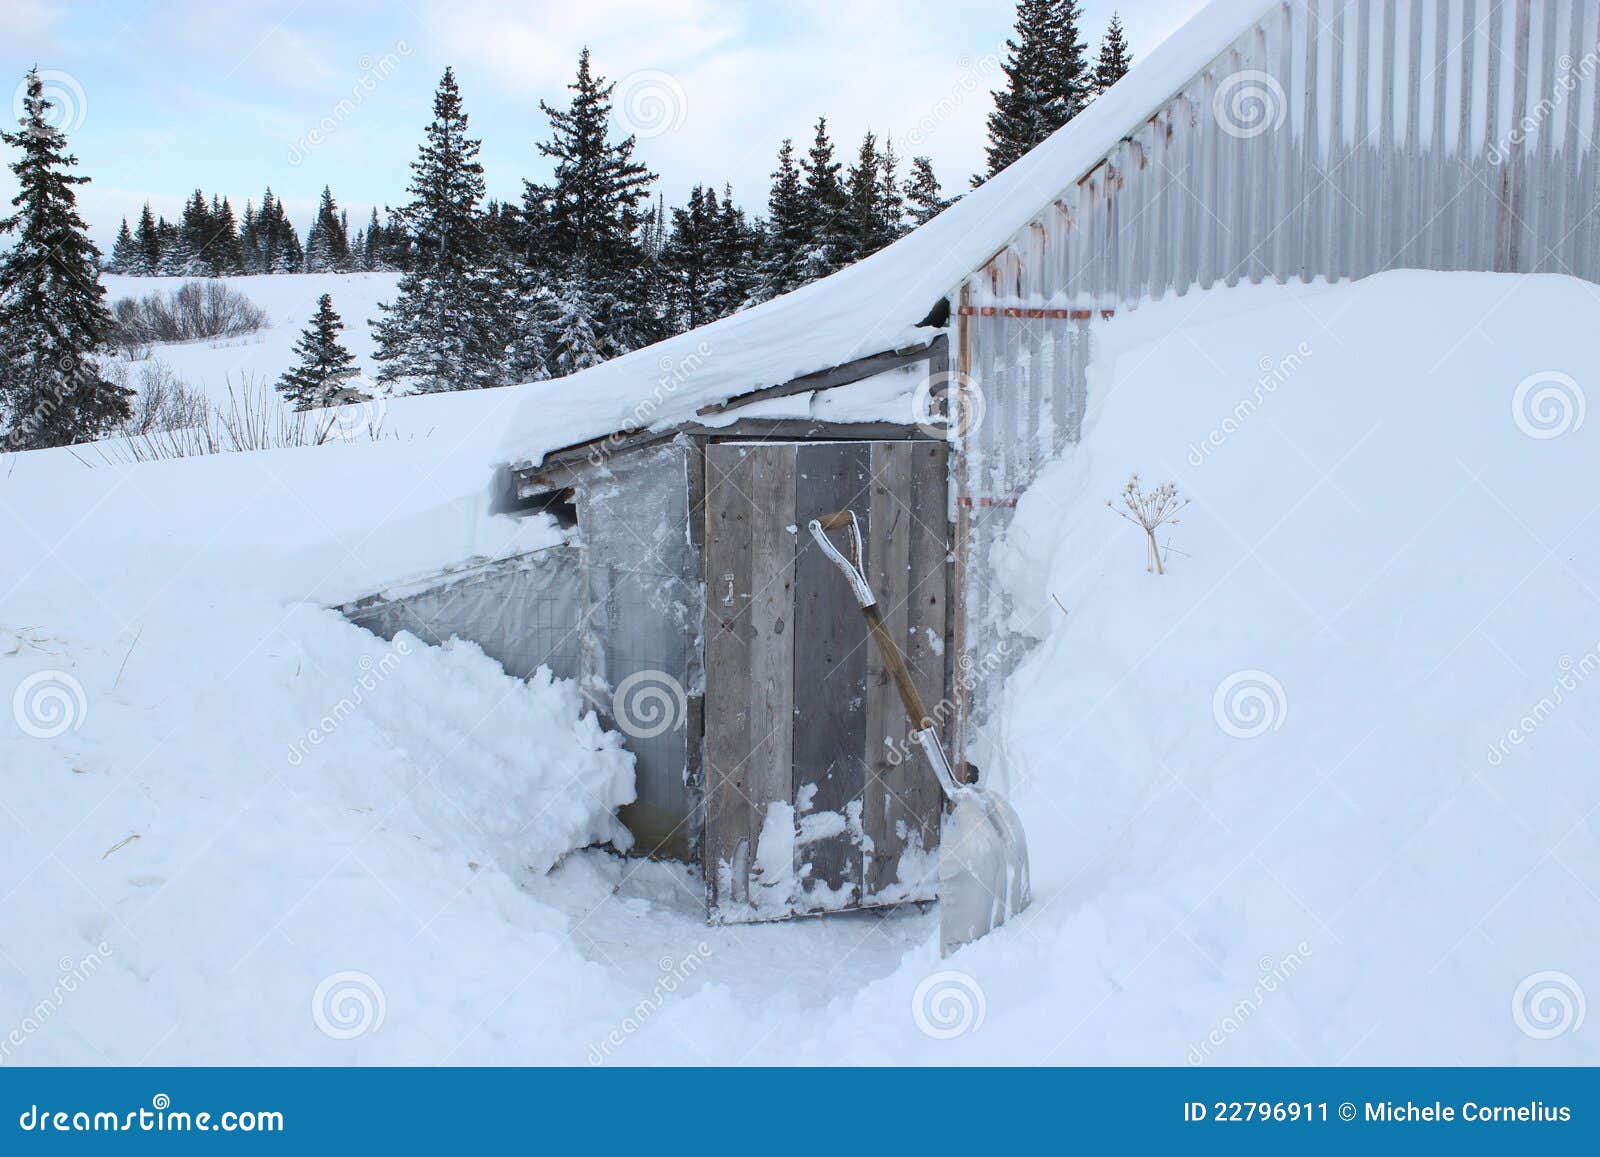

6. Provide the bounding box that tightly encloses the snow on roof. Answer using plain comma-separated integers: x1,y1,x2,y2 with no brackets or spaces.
493,0,1277,468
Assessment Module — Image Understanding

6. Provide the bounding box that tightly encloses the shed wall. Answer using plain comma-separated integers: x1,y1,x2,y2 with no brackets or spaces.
576,439,704,862
342,549,583,682
956,0,1600,762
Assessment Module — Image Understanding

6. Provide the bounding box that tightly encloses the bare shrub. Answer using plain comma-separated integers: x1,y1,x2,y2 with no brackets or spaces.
1107,473,1189,575
100,376,378,463
113,360,210,437
110,280,268,347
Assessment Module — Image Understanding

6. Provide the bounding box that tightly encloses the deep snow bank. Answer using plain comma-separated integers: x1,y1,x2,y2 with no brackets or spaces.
984,270,1600,1064
0,420,636,1063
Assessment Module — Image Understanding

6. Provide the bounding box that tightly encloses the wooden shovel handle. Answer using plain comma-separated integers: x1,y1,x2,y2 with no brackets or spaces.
814,510,855,531
862,603,936,732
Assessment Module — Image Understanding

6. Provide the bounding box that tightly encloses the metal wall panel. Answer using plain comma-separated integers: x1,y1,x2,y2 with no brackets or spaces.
342,548,583,681
577,439,704,863
956,0,1600,761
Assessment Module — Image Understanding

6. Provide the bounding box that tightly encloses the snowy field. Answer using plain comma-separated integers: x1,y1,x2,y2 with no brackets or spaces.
2,270,1596,1065
100,273,402,406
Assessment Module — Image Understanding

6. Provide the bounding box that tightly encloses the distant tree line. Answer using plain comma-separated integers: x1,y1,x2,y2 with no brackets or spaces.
107,188,412,276
4,1,1135,445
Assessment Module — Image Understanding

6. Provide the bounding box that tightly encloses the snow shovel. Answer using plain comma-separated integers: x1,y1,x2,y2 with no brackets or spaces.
807,511,1030,955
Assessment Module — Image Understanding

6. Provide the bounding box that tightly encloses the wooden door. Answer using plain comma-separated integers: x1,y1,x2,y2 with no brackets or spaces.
702,440,950,922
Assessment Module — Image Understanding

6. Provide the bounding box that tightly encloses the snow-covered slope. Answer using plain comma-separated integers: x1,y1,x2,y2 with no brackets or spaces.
3,270,1596,1064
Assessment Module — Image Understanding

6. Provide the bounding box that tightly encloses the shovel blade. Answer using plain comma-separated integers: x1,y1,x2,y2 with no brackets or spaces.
939,787,1031,956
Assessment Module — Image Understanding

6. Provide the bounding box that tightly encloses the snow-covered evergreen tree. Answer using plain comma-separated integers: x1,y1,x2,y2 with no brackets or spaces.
108,217,138,273
711,184,758,316
1093,13,1133,94
842,131,903,261
0,69,130,449
799,117,848,279
133,202,161,275
878,138,907,241
304,185,352,273
753,138,807,302
277,293,359,408
980,0,1091,181
177,190,213,276
371,67,511,391
905,155,952,227
662,185,718,331
526,47,659,372
209,195,243,274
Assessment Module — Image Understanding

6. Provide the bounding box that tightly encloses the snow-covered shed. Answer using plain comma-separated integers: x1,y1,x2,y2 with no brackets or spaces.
355,0,1600,925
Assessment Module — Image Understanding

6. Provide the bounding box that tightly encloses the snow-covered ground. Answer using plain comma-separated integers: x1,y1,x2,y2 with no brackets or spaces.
2,270,1596,1065
101,273,402,405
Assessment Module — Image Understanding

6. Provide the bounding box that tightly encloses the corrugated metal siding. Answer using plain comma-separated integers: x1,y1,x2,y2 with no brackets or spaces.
956,0,1600,764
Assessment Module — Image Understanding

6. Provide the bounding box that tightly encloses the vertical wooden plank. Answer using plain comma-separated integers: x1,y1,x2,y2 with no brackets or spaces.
862,442,914,898
791,441,872,912
743,444,797,916
701,444,755,916
864,441,950,902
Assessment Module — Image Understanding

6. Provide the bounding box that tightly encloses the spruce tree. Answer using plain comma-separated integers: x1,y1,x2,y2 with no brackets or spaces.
109,217,138,273
156,216,190,276
210,195,243,274
0,69,130,449
754,138,807,301
371,67,510,391
277,293,359,408
980,0,1091,181
799,117,847,279
304,185,351,273
1093,13,1133,94
905,156,952,227
528,47,658,372
360,207,385,270
711,183,757,315
878,138,906,242
133,202,161,275
177,189,212,275
237,200,261,273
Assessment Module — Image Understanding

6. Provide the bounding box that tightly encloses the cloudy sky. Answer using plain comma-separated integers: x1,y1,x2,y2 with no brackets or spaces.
3,0,1210,247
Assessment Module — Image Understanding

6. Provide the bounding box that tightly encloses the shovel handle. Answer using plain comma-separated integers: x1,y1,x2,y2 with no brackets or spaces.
809,514,952,750
861,602,933,731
